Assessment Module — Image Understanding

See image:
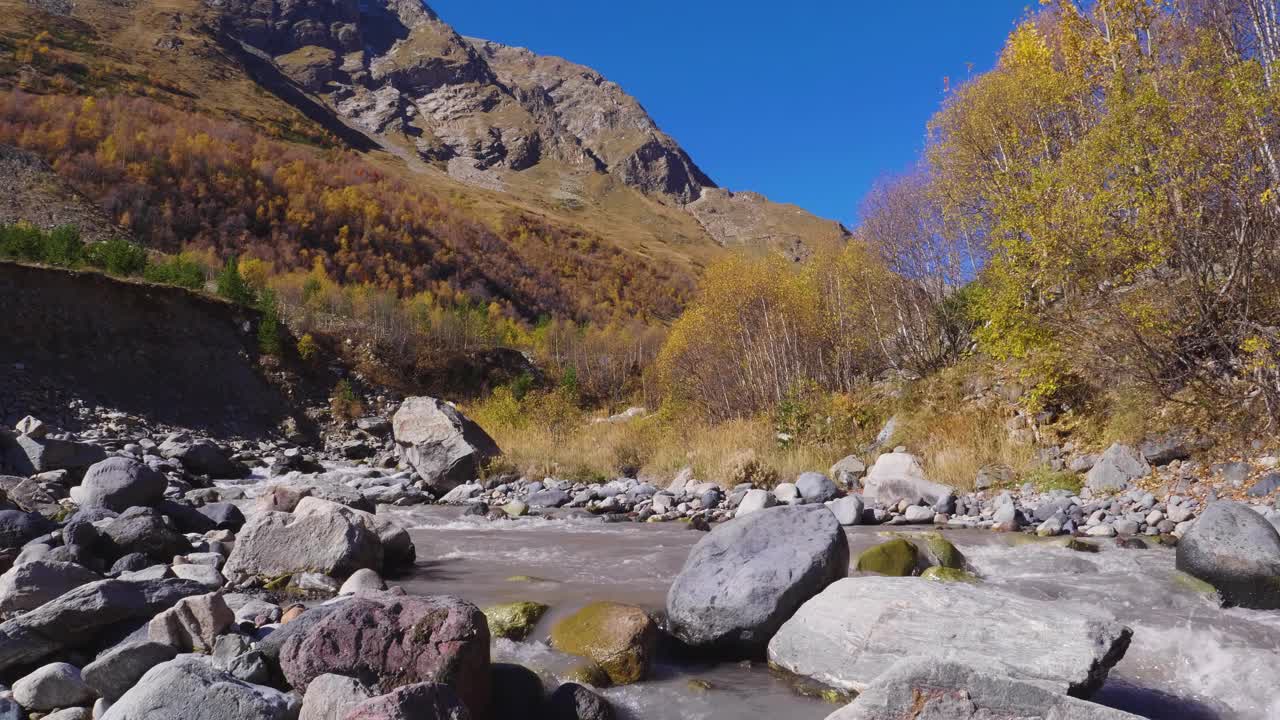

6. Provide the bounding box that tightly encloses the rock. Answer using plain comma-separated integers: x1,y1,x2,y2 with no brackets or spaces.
108,554,151,575
1176,500,1280,609
77,458,166,512
921,533,965,569
147,592,234,652
795,473,838,503
854,539,917,576
1247,472,1280,497
44,708,91,720
391,397,500,493
773,483,800,505
1086,524,1117,537
300,673,373,720
666,505,848,657
501,501,528,518
490,664,544,720
901,505,933,523
256,600,352,664
342,682,469,720
82,641,178,702
0,509,52,550
1139,433,1193,466
974,465,1012,491
255,486,309,514
483,601,549,641
735,489,776,517
339,568,385,595
2,435,105,476
197,503,246,531
0,698,20,720
222,509,382,584
159,440,246,479
550,602,656,685
170,563,226,590
0,578,204,672
767,577,1132,695
280,594,489,719
828,456,866,488
100,508,191,563
212,636,270,685
823,657,1147,720
13,662,95,711
231,597,282,626
1213,461,1251,487
825,495,863,526
1085,444,1150,493
527,490,571,508
101,657,293,720
15,415,46,438
862,453,953,506
0,560,101,613
919,566,977,582
545,682,613,720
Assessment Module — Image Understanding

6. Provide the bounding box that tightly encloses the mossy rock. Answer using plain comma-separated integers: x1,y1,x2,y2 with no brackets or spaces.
922,532,965,569
484,601,550,641
855,538,918,576
502,501,529,518
921,566,978,583
564,661,611,687
686,678,713,692
1173,571,1220,597
550,601,657,685
1055,537,1100,553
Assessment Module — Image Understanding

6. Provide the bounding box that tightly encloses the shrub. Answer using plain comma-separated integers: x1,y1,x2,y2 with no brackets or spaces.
330,379,364,422
257,288,283,356
296,333,319,362
724,449,779,488
40,225,83,267
84,238,147,276
0,223,83,267
1026,466,1083,494
216,256,255,305
0,222,43,261
143,252,206,289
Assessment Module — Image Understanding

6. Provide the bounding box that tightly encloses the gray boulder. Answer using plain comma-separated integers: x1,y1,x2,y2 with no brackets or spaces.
299,673,373,720
13,662,95,711
825,495,864,526
391,397,500,492
82,641,178,701
101,507,191,562
546,682,613,720
148,592,235,653
795,472,838,503
198,503,246,531
101,657,294,720
768,577,1131,696
734,489,776,517
222,508,383,584
76,458,166,512
828,456,866,488
342,682,468,720
527,489,571,508
0,699,20,720
1,434,105,476
0,578,205,672
666,505,848,657
862,453,952,506
0,560,101,613
0,509,51,550
824,657,1146,720
159,439,246,479
1085,444,1150,493
1176,500,1280,609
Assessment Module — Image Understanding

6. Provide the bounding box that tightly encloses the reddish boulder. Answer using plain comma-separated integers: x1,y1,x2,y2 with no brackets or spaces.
281,594,489,720
342,683,469,720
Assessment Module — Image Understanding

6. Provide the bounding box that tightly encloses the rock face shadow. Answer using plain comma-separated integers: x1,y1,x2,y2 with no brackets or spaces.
1093,679,1224,720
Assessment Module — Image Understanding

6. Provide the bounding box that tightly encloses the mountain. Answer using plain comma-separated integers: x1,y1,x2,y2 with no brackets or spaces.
0,0,849,317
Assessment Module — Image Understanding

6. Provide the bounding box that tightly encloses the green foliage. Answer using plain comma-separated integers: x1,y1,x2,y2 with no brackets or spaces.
330,379,363,422
256,288,282,356
84,238,147,276
0,223,81,266
296,333,319,362
510,372,535,402
143,253,206,289
216,256,255,306
1026,465,1083,494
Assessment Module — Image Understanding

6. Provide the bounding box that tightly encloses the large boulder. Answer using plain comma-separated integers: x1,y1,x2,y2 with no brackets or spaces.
795,472,838,503
342,682,469,720
1,434,105,476
0,559,101,613
158,439,247,478
768,577,1131,696
545,682,613,720
291,496,416,570
77,457,167,512
1085,444,1150,494
12,661,95,711
392,397,500,493
824,657,1147,720
549,602,657,685
100,507,191,562
148,592,235,652
0,578,205,672
279,594,489,720
222,507,383,584
300,673,374,720
82,641,178,701
862,452,952,506
666,505,848,658
101,657,294,720
1176,501,1280,609
0,509,52,549
829,456,867,488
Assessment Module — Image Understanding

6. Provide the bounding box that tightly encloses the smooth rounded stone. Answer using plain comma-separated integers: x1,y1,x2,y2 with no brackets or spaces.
545,682,613,720
862,452,954,507
1176,500,1280,609
184,552,225,569
901,505,933,524
490,664,544,720
13,662,95,711
501,501,529,518
825,495,864,526
158,439,246,479
698,487,724,510
118,565,174,582
107,554,150,575
169,564,225,590
920,533,965,569
342,682,468,720
290,573,340,594
100,657,292,720
280,594,489,720
221,507,382,585
1085,444,1151,493
338,569,385,595
44,708,92,720
550,602,656,685
823,657,1147,720
773,484,800,505
391,397,501,494
666,505,849,658
147,592,234,653
527,490,571,509
1086,524,1118,538
78,458,166,513
854,539,918,576
767,576,1132,696
1037,517,1064,537
0,578,206,673
300,673,373,720
0,560,101,613
230,597,282,626
483,601,549,641
100,508,191,563
196,504,245,531
828,456,866,488
0,510,52,551
795,473,838,503
82,641,178,702
735,489,776,517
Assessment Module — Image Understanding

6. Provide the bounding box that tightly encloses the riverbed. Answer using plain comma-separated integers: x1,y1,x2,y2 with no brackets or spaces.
377,506,1280,720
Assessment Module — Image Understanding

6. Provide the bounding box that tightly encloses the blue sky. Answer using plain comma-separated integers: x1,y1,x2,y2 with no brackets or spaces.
429,1,1032,225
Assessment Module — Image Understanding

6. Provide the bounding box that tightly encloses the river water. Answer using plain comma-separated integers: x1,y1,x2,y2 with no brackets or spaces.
378,507,1280,720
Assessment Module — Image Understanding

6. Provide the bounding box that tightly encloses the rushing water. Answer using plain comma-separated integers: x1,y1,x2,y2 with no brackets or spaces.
378,507,1280,720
